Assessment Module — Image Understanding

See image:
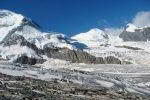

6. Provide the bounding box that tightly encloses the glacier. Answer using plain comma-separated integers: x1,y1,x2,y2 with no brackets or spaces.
0,9,150,99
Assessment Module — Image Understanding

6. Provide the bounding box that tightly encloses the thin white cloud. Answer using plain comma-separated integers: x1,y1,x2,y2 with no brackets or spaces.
104,27,124,36
97,11,150,36
97,19,110,28
132,11,150,27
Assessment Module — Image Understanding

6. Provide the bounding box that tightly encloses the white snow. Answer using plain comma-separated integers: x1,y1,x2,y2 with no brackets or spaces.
0,10,24,41
126,23,138,32
38,58,71,69
95,80,114,88
0,10,150,68
0,67,61,81
1,62,150,95
137,82,150,87
72,28,108,47
35,33,76,50
0,44,39,61
1,9,150,97
0,9,78,61
0,10,23,27
125,23,150,33
15,25,42,41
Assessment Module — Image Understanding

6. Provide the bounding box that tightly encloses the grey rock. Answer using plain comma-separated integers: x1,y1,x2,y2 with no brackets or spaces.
43,47,122,64
0,17,41,44
104,56,121,64
115,45,143,50
14,55,46,65
0,70,149,100
0,33,125,65
0,28,123,65
119,27,150,41
1,34,43,55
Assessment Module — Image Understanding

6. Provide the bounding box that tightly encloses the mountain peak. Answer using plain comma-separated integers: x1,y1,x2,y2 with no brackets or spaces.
72,28,106,39
125,23,150,33
89,28,103,33
125,23,138,32
0,10,43,43
0,9,24,26
72,28,108,47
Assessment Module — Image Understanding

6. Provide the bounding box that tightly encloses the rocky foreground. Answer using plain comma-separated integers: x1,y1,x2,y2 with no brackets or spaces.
0,71,149,100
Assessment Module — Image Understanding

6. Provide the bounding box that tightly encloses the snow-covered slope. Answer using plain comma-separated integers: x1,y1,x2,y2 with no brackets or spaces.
0,10,24,41
0,10,76,50
34,33,76,50
0,10,77,61
72,28,109,47
72,25,150,65
0,44,39,62
125,23,138,32
0,9,42,42
120,23,150,41
125,23,150,33
0,9,150,65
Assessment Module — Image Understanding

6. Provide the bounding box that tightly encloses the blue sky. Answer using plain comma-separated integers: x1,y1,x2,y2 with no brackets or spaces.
0,0,150,36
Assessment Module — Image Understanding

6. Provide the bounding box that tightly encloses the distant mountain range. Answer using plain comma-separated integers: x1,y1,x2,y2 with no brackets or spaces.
0,9,150,65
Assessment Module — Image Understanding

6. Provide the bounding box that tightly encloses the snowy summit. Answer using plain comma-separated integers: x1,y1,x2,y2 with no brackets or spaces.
72,28,109,47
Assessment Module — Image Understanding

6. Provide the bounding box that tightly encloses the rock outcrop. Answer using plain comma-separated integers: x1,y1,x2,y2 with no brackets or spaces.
119,27,150,41
0,33,123,65
0,34,43,55
43,47,122,64
14,55,46,65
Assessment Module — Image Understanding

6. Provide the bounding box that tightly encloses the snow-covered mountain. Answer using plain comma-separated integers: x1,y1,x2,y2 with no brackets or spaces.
71,23,150,65
120,23,150,41
125,23,150,33
34,33,76,50
72,28,109,47
0,10,41,42
0,9,150,65
1,10,150,99
0,10,77,61
0,10,76,49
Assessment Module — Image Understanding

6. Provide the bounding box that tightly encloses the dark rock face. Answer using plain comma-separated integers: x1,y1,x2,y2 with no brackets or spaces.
22,17,41,29
14,55,46,65
0,10,126,65
0,34,45,65
1,34,43,55
0,34,124,65
104,56,121,64
115,45,143,50
119,27,150,41
44,47,95,63
0,27,122,65
13,46,122,65
43,47,122,64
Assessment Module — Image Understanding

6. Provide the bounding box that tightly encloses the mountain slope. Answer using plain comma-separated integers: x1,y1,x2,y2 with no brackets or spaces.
0,10,150,65
72,28,109,47
0,10,76,50
0,10,124,65
0,10,41,42
120,23,150,41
